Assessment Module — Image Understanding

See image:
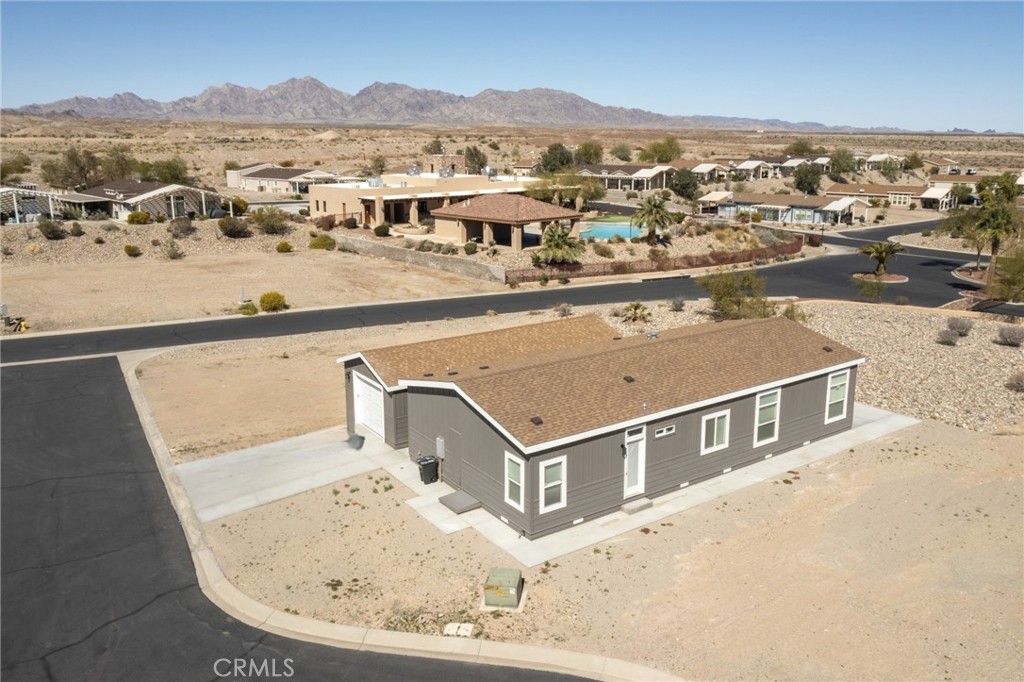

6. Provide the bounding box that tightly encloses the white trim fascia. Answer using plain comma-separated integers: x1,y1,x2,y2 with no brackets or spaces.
337,352,404,392
504,451,526,513
538,455,568,515
401,357,864,456
753,388,782,448
824,369,851,425
700,409,731,456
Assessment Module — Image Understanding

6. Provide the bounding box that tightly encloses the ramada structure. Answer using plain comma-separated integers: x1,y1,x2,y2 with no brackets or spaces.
431,194,582,251
341,316,865,539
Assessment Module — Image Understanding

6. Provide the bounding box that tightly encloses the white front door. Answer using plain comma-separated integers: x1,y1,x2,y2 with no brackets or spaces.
353,372,385,438
623,426,646,498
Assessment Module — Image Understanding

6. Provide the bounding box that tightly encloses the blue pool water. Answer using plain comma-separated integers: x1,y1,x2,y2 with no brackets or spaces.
579,223,640,240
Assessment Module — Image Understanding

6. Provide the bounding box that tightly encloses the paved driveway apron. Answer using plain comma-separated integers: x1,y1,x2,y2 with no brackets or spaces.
0,357,586,682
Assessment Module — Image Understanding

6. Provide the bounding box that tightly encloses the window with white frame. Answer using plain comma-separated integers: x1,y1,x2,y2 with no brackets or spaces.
654,425,676,439
538,456,567,514
701,410,730,455
754,389,781,446
504,452,524,512
825,370,850,423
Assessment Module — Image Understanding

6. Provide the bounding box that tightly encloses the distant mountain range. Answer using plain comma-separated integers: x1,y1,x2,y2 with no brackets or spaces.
9,76,907,131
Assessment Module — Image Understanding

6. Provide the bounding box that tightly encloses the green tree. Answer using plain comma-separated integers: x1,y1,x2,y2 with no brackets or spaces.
369,156,388,175
858,241,905,276
991,243,1024,303
610,143,632,162
102,145,138,181
573,141,603,166
540,143,573,173
0,152,31,182
976,172,1023,204
620,301,652,322
668,169,700,200
463,145,488,174
249,206,291,235
40,147,102,189
783,139,818,156
638,136,681,163
535,223,584,265
422,137,443,155
950,183,973,206
139,156,190,184
565,175,606,210
696,270,774,320
902,152,924,170
976,199,1021,288
793,163,823,195
630,195,672,246
879,157,903,182
829,148,856,179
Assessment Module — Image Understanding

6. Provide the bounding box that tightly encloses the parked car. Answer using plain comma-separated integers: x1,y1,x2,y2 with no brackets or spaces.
966,168,977,175
948,168,961,175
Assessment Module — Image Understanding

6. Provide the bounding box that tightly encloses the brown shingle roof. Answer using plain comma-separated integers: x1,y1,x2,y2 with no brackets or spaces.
430,194,582,224
824,183,925,197
244,167,314,180
449,318,864,448
727,193,831,208
80,180,169,200
356,315,618,389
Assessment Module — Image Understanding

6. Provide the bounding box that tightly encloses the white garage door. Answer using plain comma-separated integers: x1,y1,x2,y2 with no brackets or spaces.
353,372,385,438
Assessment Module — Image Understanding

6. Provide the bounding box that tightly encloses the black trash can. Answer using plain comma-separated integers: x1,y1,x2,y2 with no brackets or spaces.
416,456,439,484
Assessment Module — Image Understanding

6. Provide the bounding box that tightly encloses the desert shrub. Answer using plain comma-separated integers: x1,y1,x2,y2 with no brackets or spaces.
697,271,774,320
318,215,336,231
259,291,287,312
558,275,570,285
592,242,614,258
920,229,932,237
238,301,258,316
670,297,686,312
151,239,161,247
102,223,119,232
69,222,84,237
218,216,251,238
309,234,336,250
432,242,443,253
553,302,573,317
751,212,763,223
36,218,66,240
936,329,959,346
86,210,110,221
660,189,672,200
373,223,391,237
909,203,917,210
163,239,184,260
403,238,416,249
610,234,625,244
224,196,248,215
609,307,623,318
60,207,82,221
250,207,290,235
894,295,910,305
586,235,596,244
625,191,638,199
611,261,630,275
299,208,310,216
343,217,358,229
154,213,165,223
851,276,885,302
630,236,641,244
1006,372,1024,393
166,217,195,238
439,242,459,255
416,240,434,252
780,302,810,322
463,242,478,255
539,273,550,286
621,301,652,322
126,211,151,225
997,325,1024,347
123,244,142,258
506,276,519,288
93,236,105,244
947,317,974,337
276,241,293,253
648,247,668,262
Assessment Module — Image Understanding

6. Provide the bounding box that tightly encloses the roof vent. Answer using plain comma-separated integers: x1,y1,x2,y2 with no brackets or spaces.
623,375,635,383
478,365,489,370
423,372,434,377
447,370,458,376
530,416,543,426
823,346,833,353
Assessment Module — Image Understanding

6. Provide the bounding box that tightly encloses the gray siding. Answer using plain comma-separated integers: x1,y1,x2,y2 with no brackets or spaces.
406,367,858,539
343,360,408,449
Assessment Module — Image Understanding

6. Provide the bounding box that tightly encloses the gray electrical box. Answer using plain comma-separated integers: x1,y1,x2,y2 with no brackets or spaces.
483,568,522,608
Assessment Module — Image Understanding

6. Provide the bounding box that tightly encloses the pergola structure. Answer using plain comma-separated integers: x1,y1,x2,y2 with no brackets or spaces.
0,182,233,223
431,194,583,252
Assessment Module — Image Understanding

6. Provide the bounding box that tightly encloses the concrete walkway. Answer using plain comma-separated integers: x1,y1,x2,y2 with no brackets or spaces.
177,403,917,568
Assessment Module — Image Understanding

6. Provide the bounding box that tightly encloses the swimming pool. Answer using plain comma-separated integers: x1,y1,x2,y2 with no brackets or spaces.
579,223,641,240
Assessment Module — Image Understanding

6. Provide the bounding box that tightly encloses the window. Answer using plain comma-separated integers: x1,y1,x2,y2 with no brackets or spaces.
825,370,850,423
701,410,730,455
504,452,524,512
754,390,781,447
654,425,676,439
538,456,567,514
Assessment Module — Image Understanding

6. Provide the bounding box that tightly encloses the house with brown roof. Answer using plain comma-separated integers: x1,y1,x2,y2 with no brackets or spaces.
431,194,583,251
343,316,865,539
824,183,925,207
576,164,675,191
716,192,833,224
226,163,343,194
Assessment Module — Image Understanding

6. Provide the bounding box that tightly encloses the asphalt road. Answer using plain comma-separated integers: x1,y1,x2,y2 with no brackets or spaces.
0,357,588,682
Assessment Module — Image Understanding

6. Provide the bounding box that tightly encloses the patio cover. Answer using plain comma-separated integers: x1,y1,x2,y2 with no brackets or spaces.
919,187,950,199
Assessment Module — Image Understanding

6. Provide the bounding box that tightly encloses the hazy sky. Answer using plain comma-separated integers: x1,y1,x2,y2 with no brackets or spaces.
2,1,1022,131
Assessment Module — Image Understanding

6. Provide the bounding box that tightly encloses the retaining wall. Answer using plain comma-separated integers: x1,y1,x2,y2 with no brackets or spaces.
331,233,506,283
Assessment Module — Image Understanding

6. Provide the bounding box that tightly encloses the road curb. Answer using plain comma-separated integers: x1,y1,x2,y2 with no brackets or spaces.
119,350,682,682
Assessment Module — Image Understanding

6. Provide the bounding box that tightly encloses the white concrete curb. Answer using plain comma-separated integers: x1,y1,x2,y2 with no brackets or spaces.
119,349,682,682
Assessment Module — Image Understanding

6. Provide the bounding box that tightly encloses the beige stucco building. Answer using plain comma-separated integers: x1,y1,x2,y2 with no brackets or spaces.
308,173,539,227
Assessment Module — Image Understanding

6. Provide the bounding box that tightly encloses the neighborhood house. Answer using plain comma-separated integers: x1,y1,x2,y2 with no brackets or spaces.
342,316,865,539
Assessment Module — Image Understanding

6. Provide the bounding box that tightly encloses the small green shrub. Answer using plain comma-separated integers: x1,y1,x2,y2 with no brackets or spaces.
93,236,105,245
124,244,142,258
166,217,194,238
780,302,809,322
259,291,287,312
440,242,459,255
218,216,251,238
610,234,625,244
539,273,549,286
920,229,932,237
151,238,161,247
416,240,435,252
154,213,165,223
250,207,290,235
298,208,310,216
238,301,258,316
507,276,519,289
1006,372,1024,393
373,223,391,237
947,317,974,337
464,242,478,255
670,297,686,312
36,218,66,240
553,302,573,317
997,325,1024,347
592,242,614,258
625,191,638,199
936,329,959,346
621,301,651,322
163,239,184,260
611,261,631,275
69,222,84,237
309,234,336,250
102,223,119,232
126,211,151,225
318,215,336,231
276,241,293,253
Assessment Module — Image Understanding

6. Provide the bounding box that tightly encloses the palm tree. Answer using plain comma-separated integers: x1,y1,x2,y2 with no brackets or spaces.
858,241,905,276
620,301,652,322
630,196,672,246
975,199,1018,289
535,223,584,265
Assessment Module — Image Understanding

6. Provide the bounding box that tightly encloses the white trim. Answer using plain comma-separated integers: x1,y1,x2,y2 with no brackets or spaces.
701,410,730,455
538,455,567,514
623,426,646,498
654,424,676,439
824,369,851,424
504,452,525,513
753,389,781,448
399,358,864,455
352,371,385,438
337,352,404,392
